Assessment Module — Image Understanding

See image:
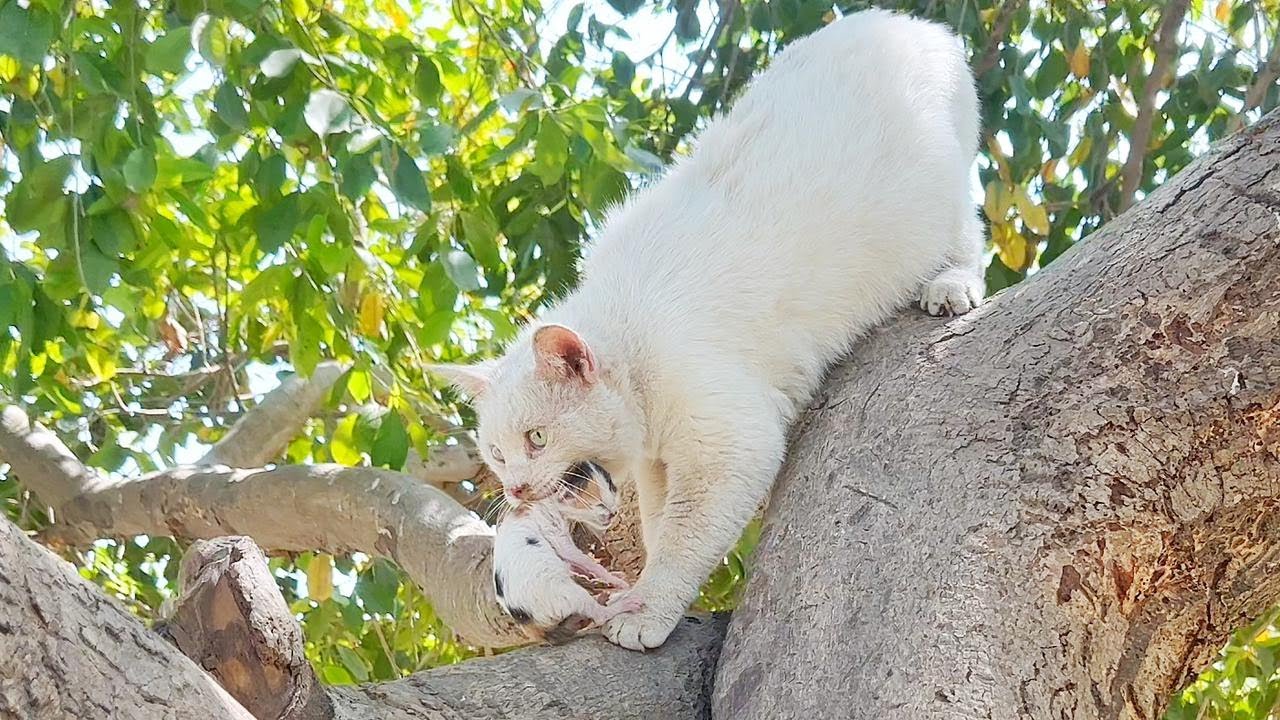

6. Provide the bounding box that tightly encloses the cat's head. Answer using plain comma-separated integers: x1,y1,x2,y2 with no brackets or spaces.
430,324,642,503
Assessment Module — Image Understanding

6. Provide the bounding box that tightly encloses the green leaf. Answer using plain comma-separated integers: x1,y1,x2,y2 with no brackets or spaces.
304,89,355,136
384,144,431,212
145,27,192,75
123,148,157,193
420,123,456,156
440,249,482,292
256,193,301,253
214,82,249,131
370,412,408,470
460,211,501,271
415,55,443,106
581,159,628,214
531,120,569,185
255,154,287,196
331,414,362,465
336,647,370,683
80,242,119,295
355,559,399,614
606,0,643,16
0,3,55,64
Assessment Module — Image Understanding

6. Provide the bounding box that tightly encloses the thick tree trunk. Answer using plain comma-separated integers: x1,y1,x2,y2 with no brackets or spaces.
715,111,1280,717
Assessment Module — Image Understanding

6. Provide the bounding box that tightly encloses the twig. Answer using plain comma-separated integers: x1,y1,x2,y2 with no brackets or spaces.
1118,0,1190,212
973,0,1025,77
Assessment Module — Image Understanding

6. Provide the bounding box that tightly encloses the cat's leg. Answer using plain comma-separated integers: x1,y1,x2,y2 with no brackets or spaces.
919,208,986,317
632,458,667,557
603,390,784,651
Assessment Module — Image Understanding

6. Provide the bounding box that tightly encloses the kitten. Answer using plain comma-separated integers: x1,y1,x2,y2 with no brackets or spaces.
434,9,984,650
493,462,636,643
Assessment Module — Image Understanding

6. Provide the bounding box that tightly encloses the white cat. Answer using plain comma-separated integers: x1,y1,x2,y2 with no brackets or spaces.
433,9,984,650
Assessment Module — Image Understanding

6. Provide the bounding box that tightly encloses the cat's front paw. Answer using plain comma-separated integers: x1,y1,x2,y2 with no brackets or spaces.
601,592,682,651
919,268,984,317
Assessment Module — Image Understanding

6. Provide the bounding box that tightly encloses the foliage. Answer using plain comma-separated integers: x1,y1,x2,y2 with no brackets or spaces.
1,0,1278,711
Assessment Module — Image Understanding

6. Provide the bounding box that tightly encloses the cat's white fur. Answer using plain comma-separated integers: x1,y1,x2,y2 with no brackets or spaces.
434,9,985,650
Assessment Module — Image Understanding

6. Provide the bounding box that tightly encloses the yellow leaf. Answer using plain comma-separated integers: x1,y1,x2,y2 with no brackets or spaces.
70,309,100,330
1040,158,1059,184
1069,44,1090,79
1012,188,1050,236
992,223,1028,270
358,291,385,337
1013,188,1051,236
1214,0,1231,23
979,7,999,24
983,181,1012,222
985,136,1012,182
0,56,18,82
308,554,333,602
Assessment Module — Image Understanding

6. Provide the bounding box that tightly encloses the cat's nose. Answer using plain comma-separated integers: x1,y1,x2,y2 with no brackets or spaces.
509,483,531,500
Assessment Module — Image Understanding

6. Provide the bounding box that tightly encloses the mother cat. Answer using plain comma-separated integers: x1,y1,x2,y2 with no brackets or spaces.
432,9,985,650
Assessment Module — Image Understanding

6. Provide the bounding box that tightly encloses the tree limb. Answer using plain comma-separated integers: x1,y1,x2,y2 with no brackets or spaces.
0,404,524,646
156,536,331,720
0,518,257,720
716,108,1280,718
197,361,347,467
1118,0,1190,212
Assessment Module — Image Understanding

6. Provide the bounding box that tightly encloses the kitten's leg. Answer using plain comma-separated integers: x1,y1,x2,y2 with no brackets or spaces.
544,532,630,589
604,392,784,651
920,208,986,317
582,593,645,626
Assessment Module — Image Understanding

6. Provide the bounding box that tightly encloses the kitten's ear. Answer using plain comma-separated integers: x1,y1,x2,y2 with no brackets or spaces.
427,361,496,398
532,324,597,385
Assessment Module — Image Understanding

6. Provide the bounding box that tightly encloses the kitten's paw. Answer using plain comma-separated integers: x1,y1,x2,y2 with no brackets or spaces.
919,268,984,317
602,595,681,651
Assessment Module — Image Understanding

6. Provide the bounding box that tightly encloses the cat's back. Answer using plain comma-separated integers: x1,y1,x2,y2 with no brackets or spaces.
572,10,978,387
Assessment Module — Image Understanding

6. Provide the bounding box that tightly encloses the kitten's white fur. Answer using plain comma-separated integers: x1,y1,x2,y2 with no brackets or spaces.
435,9,985,650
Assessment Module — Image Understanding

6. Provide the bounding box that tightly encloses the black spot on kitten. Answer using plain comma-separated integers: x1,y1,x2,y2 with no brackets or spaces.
507,607,533,625
526,536,539,546
589,461,615,493
493,572,504,598
563,461,593,489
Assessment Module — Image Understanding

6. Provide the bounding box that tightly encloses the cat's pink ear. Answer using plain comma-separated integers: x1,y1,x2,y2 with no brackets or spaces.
427,361,496,398
532,324,597,385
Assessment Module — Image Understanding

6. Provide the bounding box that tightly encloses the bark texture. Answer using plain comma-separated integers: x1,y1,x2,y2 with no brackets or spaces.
715,110,1280,718
156,537,331,720
0,519,256,720
0,517,723,720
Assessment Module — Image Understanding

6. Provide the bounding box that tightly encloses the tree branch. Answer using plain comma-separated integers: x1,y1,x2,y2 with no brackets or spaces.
1118,0,1190,212
0,518,256,720
972,0,1025,77
156,536,331,720
197,361,346,467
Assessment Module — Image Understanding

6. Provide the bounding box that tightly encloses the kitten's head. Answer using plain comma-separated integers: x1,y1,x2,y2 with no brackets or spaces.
430,324,642,503
554,460,619,531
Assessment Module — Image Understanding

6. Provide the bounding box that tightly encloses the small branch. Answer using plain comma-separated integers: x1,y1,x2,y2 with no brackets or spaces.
1233,24,1280,130
157,537,331,720
328,616,728,720
1118,0,1191,212
972,0,1025,77
197,361,346,468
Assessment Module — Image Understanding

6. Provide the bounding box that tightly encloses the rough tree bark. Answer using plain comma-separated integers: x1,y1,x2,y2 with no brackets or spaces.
716,110,1280,717
0,517,726,719
0,112,1276,720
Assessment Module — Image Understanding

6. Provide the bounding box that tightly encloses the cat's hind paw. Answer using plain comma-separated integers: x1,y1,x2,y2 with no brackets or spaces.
919,268,984,317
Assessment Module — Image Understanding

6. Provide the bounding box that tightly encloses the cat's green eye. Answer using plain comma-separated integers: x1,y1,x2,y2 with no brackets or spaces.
526,428,548,449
